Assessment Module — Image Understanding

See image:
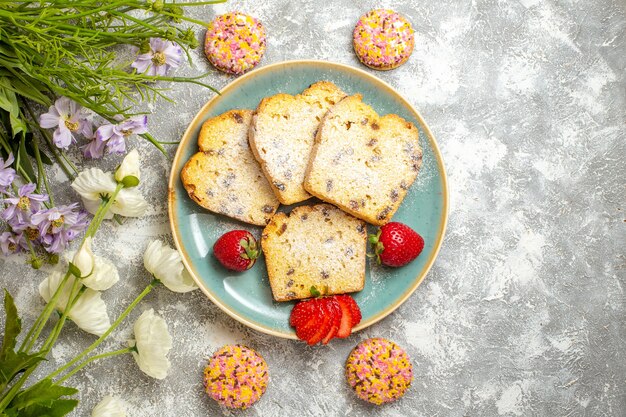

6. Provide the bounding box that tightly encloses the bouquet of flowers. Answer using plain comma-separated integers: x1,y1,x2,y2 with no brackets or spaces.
0,1,222,415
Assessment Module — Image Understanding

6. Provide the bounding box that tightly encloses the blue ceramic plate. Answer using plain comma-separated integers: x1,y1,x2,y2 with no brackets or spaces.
169,60,448,339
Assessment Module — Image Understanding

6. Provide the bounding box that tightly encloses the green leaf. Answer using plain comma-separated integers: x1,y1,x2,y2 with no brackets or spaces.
1,290,21,360
0,79,19,117
7,400,78,417
0,351,45,387
8,378,78,412
25,139,53,165
18,134,36,182
0,291,45,389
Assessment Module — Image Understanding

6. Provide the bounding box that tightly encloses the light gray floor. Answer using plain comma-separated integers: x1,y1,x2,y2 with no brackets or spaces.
1,0,624,415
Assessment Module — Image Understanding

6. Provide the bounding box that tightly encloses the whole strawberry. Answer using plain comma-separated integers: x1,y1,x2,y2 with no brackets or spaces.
369,222,424,267
213,230,259,271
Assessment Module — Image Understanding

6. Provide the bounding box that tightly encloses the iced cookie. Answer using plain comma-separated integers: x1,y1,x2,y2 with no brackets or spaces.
345,338,413,405
353,9,414,70
204,12,266,75
203,345,269,409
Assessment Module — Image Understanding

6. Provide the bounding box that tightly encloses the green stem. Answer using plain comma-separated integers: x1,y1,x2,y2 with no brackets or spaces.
140,133,167,156
32,138,53,205
19,271,71,353
56,347,134,384
82,182,124,242
45,279,159,381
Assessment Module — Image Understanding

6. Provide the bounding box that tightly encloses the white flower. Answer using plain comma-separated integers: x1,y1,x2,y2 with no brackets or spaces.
91,395,127,417
129,309,172,380
82,255,119,291
66,242,119,291
114,149,140,186
143,240,197,293
73,236,95,278
71,168,148,219
39,271,111,336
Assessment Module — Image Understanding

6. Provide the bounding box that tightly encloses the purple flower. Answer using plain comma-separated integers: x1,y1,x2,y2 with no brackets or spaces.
31,203,88,253
131,38,183,76
82,136,107,159
0,153,15,189
1,183,49,227
0,231,27,256
94,116,148,155
39,97,92,149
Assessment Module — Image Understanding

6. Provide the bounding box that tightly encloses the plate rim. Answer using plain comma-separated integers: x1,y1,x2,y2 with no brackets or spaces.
168,59,449,339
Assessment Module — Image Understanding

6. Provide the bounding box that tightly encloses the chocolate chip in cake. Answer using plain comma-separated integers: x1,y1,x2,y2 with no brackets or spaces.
400,180,409,190
206,189,215,197
222,172,236,188
349,200,359,210
326,179,333,192
367,138,378,147
321,207,330,217
262,205,274,213
377,206,392,221
300,214,308,221
284,169,293,180
232,112,244,124
286,279,294,287
286,268,294,275
390,189,399,202
273,181,286,191
361,118,369,125
286,291,296,298
320,270,329,279
356,223,365,234
280,223,287,234
371,122,380,130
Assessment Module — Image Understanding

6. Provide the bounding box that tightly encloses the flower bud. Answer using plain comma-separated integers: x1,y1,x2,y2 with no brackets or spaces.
115,149,140,187
150,0,164,12
73,236,95,278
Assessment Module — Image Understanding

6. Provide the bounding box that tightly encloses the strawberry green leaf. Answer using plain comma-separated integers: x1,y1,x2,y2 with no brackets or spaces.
310,286,321,297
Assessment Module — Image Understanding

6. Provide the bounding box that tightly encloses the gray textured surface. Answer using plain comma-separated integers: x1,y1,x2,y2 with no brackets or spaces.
1,0,625,415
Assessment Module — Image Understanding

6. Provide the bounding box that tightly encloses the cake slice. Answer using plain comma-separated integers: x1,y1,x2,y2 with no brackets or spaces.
248,81,347,205
181,110,280,226
304,95,422,226
262,204,367,302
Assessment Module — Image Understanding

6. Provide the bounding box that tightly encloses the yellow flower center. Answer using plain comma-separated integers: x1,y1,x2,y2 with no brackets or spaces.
8,242,16,252
26,227,39,241
64,119,80,131
151,51,166,66
52,216,65,228
17,196,30,211
121,129,132,137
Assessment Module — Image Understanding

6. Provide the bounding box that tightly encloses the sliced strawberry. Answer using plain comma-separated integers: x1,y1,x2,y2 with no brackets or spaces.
307,300,334,345
291,298,325,342
321,298,341,344
334,295,354,338
290,300,316,328
347,297,362,327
